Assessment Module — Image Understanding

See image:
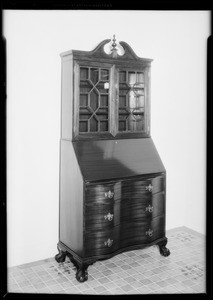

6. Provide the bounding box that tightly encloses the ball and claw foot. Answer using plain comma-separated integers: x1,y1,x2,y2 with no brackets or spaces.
76,267,88,283
159,245,170,257
55,250,66,263
66,253,89,282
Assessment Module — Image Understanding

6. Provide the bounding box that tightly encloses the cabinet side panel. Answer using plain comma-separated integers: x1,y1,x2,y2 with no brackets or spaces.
59,140,83,256
61,56,73,140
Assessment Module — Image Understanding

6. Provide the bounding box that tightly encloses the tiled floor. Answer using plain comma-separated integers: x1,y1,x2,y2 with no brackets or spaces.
7,226,206,294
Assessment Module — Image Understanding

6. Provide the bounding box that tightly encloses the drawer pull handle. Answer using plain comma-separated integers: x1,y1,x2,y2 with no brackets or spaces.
145,184,153,192
146,205,153,213
104,238,113,247
146,229,153,237
105,190,114,199
104,212,114,221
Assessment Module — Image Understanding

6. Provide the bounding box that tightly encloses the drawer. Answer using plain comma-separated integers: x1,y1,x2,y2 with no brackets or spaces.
85,181,121,204
85,202,119,230
122,174,165,196
120,198,150,222
85,216,165,256
120,216,165,248
120,191,165,223
85,226,119,256
147,216,165,242
85,190,165,229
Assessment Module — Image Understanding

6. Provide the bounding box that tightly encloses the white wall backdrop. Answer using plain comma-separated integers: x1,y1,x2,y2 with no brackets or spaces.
4,10,210,267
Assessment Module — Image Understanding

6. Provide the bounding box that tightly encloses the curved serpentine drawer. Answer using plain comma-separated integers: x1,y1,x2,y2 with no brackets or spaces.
84,174,165,230
85,181,121,204
120,216,165,249
85,216,165,256
85,174,165,205
85,226,120,256
85,191,165,230
121,175,165,196
85,201,119,230
120,191,165,222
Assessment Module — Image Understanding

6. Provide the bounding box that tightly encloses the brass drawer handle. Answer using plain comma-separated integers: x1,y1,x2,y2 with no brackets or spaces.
104,238,113,247
146,229,153,237
104,190,114,199
145,184,153,192
104,212,114,221
145,205,153,213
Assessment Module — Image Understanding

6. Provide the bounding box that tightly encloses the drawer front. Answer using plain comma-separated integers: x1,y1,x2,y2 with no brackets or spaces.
85,175,164,204
85,226,119,256
120,216,165,248
120,191,165,223
120,198,150,222
85,180,165,229
85,192,165,230
85,202,119,230
120,221,151,248
122,174,165,197
85,216,165,256
85,191,164,230
85,181,121,204
146,216,165,242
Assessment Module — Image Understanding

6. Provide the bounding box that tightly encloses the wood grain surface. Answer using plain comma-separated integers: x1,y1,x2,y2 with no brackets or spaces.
73,138,165,181
85,216,165,257
59,140,84,256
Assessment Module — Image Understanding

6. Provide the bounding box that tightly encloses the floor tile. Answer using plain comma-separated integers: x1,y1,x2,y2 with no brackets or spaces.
7,227,206,295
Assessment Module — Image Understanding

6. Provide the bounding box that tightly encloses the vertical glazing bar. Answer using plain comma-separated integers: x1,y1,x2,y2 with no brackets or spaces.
110,65,118,137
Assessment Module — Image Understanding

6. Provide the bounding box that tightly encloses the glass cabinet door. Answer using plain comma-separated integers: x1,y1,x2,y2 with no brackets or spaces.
74,63,149,139
118,70,145,133
78,66,110,134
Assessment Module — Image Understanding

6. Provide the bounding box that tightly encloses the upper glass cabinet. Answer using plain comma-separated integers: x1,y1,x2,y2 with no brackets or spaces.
79,67,110,134
60,36,153,140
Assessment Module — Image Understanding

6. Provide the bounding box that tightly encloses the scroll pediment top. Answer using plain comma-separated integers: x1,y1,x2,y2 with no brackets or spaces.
61,36,153,64
87,37,153,62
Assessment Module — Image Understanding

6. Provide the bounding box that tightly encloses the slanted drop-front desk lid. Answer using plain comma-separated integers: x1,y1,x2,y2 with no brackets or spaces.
73,138,165,182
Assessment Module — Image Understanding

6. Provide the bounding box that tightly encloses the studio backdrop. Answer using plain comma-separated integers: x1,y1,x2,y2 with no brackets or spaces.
4,10,210,267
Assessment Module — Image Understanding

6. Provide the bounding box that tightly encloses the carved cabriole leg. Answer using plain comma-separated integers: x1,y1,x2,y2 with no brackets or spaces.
66,253,90,283
55,244,94,282
157,238,170,257
55,244,67,263
66,253,79,270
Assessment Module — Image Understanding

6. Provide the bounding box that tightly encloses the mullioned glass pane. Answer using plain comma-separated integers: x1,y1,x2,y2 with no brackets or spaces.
80,94,88,107
100,121,108,132
79,121,88,132
80,68,89,80
100,95,108,107
128,72,136,86
119,71,126,82
119,120,126,131
90,90,99,111
101,69,109,81
90,117,98,132
90,68,99,84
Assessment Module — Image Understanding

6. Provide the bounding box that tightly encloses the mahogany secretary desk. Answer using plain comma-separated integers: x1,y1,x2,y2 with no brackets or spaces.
55,36,170,282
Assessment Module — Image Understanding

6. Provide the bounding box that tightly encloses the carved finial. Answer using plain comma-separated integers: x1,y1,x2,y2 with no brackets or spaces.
112,35,116,48
111,34,118,58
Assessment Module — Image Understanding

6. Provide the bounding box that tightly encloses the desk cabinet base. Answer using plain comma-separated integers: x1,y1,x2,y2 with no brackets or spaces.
55,238,170,282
